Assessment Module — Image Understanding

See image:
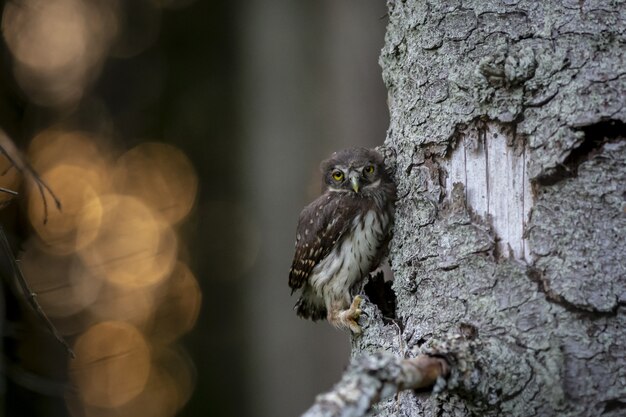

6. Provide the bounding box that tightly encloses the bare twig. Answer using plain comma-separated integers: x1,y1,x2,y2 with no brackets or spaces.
0,187,18,195
0,226,75,358
301,352,448,417
0,129,62,223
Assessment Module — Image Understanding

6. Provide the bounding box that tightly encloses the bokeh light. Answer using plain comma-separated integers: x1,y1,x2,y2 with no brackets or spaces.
18,126,199,416
66,346,194,417
20,238,103,318
28,130,112,177
113,142,198,225
70,321,151,408
148,262,202,344
89,281,158,328
2,0,118,107
28,164,104,254
78,194,177,288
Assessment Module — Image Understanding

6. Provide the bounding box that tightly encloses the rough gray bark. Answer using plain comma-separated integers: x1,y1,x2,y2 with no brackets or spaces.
320,1,626,416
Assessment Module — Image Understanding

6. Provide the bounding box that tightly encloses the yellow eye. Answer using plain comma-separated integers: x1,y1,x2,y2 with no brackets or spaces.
364,165,375,174
332,171,344,181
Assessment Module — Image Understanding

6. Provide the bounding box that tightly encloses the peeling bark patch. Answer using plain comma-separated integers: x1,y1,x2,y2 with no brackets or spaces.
441,11,477,41
445,121,531,261
529,140,626,313
478,11,531,40
535,120,626,186
424,79,449,104
527,267,619,317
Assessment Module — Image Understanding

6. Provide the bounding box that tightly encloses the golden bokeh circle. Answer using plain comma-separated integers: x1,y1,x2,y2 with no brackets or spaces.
28,130,111,176
66,348,194,417
78,194,177,289
68,367,176,417
20,238,103,318
113,142,197,225
149,262,201,344
154,346,195,412
70,321,151,408
2,0,119,106
28,164,104,254
88,282,158,329
2,0,90,71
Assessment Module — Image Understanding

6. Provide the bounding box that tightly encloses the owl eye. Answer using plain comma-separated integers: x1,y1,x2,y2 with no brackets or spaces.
364,165,375,174
332,171,344,181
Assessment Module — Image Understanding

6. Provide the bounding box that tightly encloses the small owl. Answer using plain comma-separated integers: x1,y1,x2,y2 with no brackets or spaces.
289,148,396,334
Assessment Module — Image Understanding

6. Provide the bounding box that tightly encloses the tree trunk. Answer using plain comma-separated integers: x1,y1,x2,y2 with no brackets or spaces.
346,1,625,416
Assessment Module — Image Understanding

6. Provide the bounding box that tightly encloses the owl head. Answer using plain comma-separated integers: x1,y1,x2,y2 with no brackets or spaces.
320,148,392,194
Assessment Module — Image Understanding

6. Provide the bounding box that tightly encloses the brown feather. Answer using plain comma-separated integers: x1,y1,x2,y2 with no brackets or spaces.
288,193,358,291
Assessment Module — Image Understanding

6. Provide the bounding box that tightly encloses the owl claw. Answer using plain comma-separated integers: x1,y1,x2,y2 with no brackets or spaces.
328,295,366,335
344,295,364,335
350,295,363,318
352,295,365,334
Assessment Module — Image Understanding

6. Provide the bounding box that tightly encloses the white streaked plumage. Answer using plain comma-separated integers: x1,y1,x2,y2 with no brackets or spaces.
310,210,389,305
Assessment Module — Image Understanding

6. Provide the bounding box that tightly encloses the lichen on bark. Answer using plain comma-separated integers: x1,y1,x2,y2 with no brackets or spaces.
348,0,626,416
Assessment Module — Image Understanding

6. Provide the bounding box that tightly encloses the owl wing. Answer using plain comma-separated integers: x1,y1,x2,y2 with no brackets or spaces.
289,194,355,291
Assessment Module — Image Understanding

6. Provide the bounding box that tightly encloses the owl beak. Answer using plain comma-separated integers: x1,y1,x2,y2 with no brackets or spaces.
350,174,360,193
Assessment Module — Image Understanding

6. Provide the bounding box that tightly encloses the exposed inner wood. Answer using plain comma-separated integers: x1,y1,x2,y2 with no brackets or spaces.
445,123,532,261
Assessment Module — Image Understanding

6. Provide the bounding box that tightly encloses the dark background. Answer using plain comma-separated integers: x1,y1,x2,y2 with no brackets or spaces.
0,1,388,416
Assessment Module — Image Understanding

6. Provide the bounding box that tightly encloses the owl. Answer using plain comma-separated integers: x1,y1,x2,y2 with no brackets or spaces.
289,148,396,334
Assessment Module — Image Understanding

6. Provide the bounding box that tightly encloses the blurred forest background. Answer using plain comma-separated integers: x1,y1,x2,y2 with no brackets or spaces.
0,1,388,416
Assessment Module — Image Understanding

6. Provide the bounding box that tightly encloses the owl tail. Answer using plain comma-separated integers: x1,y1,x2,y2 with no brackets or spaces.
294,295,327,322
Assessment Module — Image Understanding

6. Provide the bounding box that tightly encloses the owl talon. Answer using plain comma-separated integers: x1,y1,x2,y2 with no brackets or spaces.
350,295,363,318
327,295,366,335
339,313,362,335
351,295,364,334
348,320,362,335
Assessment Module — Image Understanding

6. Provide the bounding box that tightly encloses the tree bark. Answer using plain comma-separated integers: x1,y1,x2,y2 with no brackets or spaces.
327,1,626,416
